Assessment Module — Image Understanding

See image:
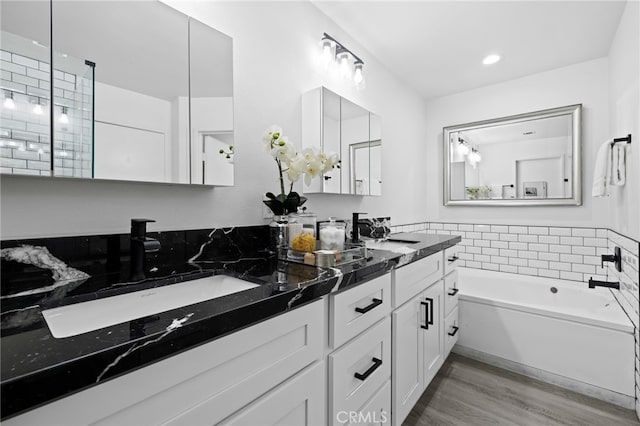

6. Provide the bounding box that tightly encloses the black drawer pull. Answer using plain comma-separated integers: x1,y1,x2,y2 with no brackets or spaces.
354,357,382,381
448,326,459,337
448,288,459,296
447,255,459,263
355,298,383,314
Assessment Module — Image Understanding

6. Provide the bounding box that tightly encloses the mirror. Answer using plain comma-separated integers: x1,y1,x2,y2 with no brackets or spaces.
0,0,234,186
443,104,582,206
302,86,382,196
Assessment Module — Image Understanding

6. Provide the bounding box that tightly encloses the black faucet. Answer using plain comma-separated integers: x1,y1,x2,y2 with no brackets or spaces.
352,212,367,243
588,277,620,290
130,219,161,281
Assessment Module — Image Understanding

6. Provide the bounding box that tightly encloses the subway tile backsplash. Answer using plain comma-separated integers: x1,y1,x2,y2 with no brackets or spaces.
390,221,624,285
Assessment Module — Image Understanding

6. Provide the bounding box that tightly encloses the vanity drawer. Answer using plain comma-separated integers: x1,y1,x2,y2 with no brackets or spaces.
329,317,391,423
444,246,460,276
444,270,459,316
444,306,459,358
330,273,391,349
394,253,441,308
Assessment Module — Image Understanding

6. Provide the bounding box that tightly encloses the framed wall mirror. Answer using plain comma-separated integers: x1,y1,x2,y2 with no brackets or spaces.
301,86,382,196
0,0,234,186
443,104,582,206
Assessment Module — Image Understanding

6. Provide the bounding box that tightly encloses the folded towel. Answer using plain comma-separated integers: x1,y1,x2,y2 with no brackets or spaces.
592,140,613,197
611,143,626,186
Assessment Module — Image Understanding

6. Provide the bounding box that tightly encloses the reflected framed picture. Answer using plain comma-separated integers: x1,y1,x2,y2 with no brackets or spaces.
523,181,547,198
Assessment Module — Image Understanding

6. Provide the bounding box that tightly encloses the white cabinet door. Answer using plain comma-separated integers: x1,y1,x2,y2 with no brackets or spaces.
221,361,325,426
422,281,444,389
391,293,423,426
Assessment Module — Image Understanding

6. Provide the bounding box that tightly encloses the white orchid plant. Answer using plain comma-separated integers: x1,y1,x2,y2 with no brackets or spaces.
262,125,339,215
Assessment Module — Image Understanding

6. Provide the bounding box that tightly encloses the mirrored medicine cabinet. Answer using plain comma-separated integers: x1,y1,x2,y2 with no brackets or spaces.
0,0,234,186
443,104,582,206
302,87,382,196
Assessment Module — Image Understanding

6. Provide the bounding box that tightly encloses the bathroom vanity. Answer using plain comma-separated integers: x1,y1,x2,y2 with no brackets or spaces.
0,228,460,425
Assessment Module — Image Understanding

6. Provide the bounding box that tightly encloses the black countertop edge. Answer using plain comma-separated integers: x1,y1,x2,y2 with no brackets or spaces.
0,233,460,420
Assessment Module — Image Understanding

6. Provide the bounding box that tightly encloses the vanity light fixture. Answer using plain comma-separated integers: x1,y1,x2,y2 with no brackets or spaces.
482,54,501,65
3,91,15,109
59,106,69,124
320,33,365,87
468,148,482,164
457,137,471,156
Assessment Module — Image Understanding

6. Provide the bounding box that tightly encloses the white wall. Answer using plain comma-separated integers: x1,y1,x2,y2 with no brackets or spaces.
425,58,610,228
0,1,429,238
607,0,639,241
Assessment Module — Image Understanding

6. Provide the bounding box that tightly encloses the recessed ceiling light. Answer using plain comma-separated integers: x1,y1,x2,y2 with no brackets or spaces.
482,54,501,65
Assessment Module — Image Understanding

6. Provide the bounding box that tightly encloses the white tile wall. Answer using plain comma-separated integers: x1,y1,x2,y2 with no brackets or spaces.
606,230,640,412
1,49,93,178
391,221,609,284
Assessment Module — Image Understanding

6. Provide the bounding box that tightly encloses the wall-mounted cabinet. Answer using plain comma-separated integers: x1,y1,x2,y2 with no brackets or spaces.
301,87,381,196
0,0,233,186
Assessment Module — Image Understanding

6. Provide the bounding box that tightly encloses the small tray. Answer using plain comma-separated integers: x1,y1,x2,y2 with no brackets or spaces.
282,243,367,268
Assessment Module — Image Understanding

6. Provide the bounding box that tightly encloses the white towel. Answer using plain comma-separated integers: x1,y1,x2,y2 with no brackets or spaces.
592,140,613,197
610,143,626,186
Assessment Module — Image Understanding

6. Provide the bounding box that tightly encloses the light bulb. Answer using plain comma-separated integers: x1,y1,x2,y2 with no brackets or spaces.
33,103,43,115
59,107,69,124
321,39,333,66
4,92,15,109
468,149,481,163
339,53,350,78
458,142,470,156
353,63,364,84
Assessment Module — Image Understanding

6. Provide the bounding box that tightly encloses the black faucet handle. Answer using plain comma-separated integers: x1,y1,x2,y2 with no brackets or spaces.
131,218,156,238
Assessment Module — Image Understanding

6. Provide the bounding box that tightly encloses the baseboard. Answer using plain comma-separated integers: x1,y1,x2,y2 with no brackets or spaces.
453,344,636,410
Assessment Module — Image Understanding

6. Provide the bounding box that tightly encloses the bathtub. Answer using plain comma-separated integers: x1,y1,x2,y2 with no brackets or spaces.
454,267,636,408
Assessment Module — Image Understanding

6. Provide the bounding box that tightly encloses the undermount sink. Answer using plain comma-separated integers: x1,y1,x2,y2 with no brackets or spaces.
365,238,420,251
42,275,259,338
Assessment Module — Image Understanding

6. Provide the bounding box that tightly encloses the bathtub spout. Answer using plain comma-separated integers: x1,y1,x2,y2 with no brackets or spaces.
588,277,620,290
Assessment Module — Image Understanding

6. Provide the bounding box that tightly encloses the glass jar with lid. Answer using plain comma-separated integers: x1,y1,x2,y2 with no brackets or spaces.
319,217,346,251
288,208,317,254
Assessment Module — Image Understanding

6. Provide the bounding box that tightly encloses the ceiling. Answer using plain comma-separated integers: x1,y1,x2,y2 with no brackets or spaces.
313,1,627,100
461,114,571,146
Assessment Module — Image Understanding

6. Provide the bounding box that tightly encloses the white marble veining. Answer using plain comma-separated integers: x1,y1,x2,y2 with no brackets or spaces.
0,245,90,298
96,313,194,383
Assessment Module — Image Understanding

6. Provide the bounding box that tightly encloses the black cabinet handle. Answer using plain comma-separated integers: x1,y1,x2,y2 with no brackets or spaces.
425,297,434,326
355,298,383,314
420,301,430,330
448,326,459,337
447,255,459,263
354,357,382,381
448,288,459,296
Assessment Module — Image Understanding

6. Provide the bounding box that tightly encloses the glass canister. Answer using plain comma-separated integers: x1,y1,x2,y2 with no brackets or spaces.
288,209,317,254
269,215,289,258
319,217,346,251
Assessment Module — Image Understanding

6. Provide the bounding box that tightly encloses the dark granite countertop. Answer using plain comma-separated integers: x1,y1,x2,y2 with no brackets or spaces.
0,230,459,420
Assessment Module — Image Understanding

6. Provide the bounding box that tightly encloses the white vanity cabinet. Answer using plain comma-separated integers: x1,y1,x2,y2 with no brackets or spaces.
390,245,460,426
5,299,325,426
327,273,392,425
391,252,445,426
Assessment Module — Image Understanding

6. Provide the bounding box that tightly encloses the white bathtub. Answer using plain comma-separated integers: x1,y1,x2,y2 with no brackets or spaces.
454,267,636,408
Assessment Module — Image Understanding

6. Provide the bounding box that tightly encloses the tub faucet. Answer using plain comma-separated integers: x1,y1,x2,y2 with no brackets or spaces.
588,277,620,290
130,219,161,281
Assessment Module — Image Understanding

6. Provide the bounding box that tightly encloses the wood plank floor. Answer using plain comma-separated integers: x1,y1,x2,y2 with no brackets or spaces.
403,353,639,426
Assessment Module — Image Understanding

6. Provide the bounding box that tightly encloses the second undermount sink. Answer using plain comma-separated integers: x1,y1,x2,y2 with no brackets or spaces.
42,275,259,338
365,238,420,251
